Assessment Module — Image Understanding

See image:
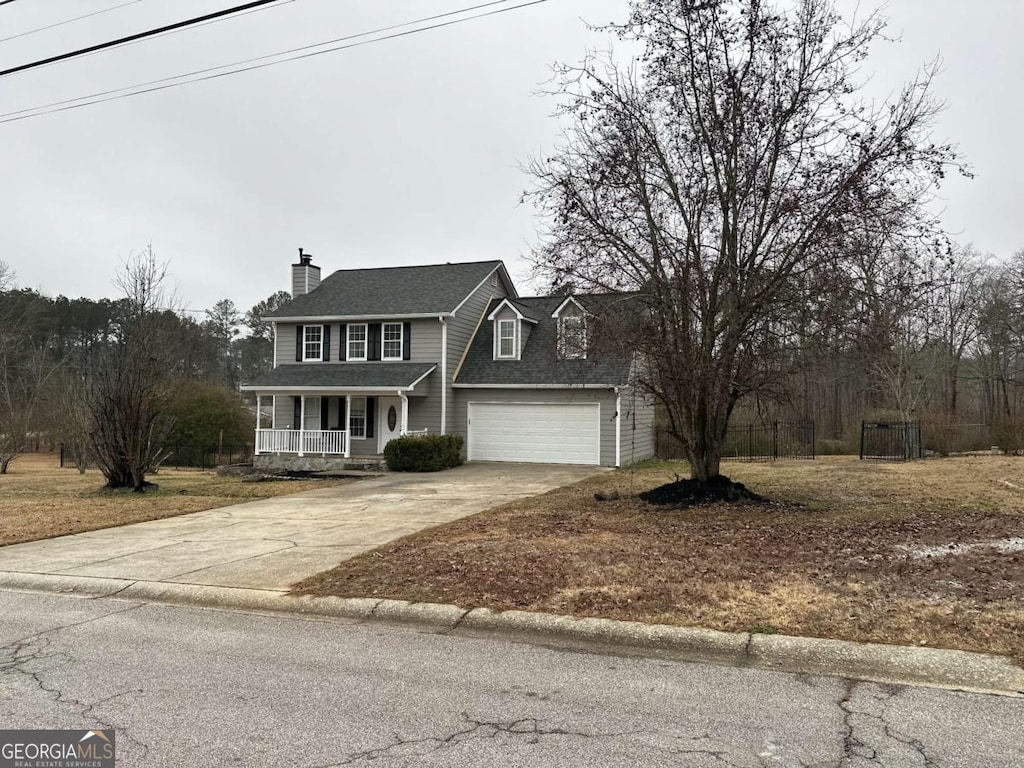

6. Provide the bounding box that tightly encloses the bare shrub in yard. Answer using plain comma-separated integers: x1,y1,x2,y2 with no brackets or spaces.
991,420,1024,455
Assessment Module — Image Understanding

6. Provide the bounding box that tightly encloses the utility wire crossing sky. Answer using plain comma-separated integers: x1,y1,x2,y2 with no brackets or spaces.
0,0,1020,316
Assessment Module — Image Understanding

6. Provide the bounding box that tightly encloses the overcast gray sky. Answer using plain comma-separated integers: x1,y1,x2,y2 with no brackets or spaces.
1,0,1020,315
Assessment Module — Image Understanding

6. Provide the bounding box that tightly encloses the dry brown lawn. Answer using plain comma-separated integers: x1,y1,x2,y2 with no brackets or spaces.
296,455,1024,660
0,453,354,546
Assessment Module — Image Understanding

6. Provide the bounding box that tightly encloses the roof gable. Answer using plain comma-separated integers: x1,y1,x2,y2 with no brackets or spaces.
267,260,513,320
486,297,539,324
550,295,589,318
455,293,638,387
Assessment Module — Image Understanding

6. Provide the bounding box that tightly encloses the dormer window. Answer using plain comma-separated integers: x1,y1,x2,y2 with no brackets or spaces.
496,319,517,359
558,315,586,359
552,296,588,360
487,297,534,361
303,325,324,361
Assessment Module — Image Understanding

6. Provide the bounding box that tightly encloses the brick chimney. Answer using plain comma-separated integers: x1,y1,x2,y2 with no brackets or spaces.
291,248,321,298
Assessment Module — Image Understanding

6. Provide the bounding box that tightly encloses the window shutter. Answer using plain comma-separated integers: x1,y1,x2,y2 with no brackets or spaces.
338,324,348,361
337,397,347,430
323,325,332,361
295,325,303,362
366,397,376,438
320,402,329,430
292,397,301,430
368,323,382,361
403,322,411,361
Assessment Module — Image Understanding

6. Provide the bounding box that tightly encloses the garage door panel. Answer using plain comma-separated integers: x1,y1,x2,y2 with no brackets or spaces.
468,402,600,465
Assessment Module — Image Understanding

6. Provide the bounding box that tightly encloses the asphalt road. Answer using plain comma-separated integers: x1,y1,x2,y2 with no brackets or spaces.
1,591,1021,767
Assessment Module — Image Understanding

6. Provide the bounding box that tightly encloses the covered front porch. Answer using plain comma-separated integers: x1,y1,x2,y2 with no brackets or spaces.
241,362,437,463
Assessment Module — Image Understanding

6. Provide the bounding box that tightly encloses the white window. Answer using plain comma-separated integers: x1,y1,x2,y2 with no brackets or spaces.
558,316,587,359
349,396,367,439
347,324,367,361
303,397,321,431
496,319,517,359
303,325,323,361
382,322,403,361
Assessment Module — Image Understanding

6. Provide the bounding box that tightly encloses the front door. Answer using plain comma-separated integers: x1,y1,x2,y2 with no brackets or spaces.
377,396,403,453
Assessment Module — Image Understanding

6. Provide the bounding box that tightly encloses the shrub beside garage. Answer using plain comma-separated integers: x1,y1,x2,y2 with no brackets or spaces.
384,435,464,472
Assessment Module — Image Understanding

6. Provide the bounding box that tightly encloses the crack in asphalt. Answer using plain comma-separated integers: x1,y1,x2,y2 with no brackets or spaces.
836,681,937,767
311,712,637,766
667,734,737,766
0,603,151,761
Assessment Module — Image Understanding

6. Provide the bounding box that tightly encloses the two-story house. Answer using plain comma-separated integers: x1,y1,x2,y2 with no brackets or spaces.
240,251,656,468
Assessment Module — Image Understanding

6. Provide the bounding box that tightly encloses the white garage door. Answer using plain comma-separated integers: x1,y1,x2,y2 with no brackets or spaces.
467,402,601,465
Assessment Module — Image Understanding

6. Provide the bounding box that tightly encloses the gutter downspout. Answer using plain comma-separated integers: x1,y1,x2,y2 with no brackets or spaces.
614,388,621,468
272,325,278,434
439,316,448,435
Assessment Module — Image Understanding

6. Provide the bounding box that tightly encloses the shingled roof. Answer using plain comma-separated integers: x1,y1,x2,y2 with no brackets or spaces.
454,294,636,387
241,363,436,391
267,260,509,319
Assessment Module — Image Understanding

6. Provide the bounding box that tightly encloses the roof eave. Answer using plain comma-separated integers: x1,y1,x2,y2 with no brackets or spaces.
451,383,619,390
264,312,453,323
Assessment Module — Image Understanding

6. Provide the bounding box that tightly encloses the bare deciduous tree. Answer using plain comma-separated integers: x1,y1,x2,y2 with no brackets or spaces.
528,0,962,485
87,248,181,490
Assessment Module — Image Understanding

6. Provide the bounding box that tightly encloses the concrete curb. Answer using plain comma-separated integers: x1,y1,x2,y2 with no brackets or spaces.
1,571,1021,697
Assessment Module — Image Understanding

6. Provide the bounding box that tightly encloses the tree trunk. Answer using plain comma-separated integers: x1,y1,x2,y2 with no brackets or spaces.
689,450,722,483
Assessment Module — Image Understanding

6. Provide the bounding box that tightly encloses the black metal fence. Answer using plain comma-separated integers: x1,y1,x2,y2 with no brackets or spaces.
656,421,816,463
859,421,922,461
161,445,253,470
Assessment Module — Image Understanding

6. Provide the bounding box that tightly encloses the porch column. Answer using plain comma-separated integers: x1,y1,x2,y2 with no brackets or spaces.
298,396,306,457
344,394,352,459
399,391,409,436
272,396,277,429
254,395,262,455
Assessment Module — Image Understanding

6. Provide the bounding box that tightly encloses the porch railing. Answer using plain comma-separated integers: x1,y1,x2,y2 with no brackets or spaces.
255,429,350,458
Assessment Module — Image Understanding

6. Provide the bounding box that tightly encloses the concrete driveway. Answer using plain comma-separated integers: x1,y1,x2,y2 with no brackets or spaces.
0,463,600,592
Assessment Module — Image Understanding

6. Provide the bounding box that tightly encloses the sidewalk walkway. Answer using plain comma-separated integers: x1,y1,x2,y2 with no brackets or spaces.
0,463,600,591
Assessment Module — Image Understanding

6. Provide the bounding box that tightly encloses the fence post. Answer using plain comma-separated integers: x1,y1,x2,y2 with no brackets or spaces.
772,421,779,460
859,421,866,460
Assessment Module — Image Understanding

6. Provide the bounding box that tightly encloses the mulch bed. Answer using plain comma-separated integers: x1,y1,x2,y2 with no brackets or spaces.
637,474,769,505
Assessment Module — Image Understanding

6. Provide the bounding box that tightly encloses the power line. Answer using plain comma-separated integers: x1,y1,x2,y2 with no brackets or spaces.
0,0,508,120
0,0,549,125
0,1,147,44
5,1,297,66
0,0,290,78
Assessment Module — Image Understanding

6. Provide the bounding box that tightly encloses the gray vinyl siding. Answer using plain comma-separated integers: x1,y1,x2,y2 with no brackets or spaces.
446,271,509,433
407,396,435,433
452,387,619,467
620,385,656,464
272,395,291,430
291,265,320,299
274,319,441,366
276,322,298,364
